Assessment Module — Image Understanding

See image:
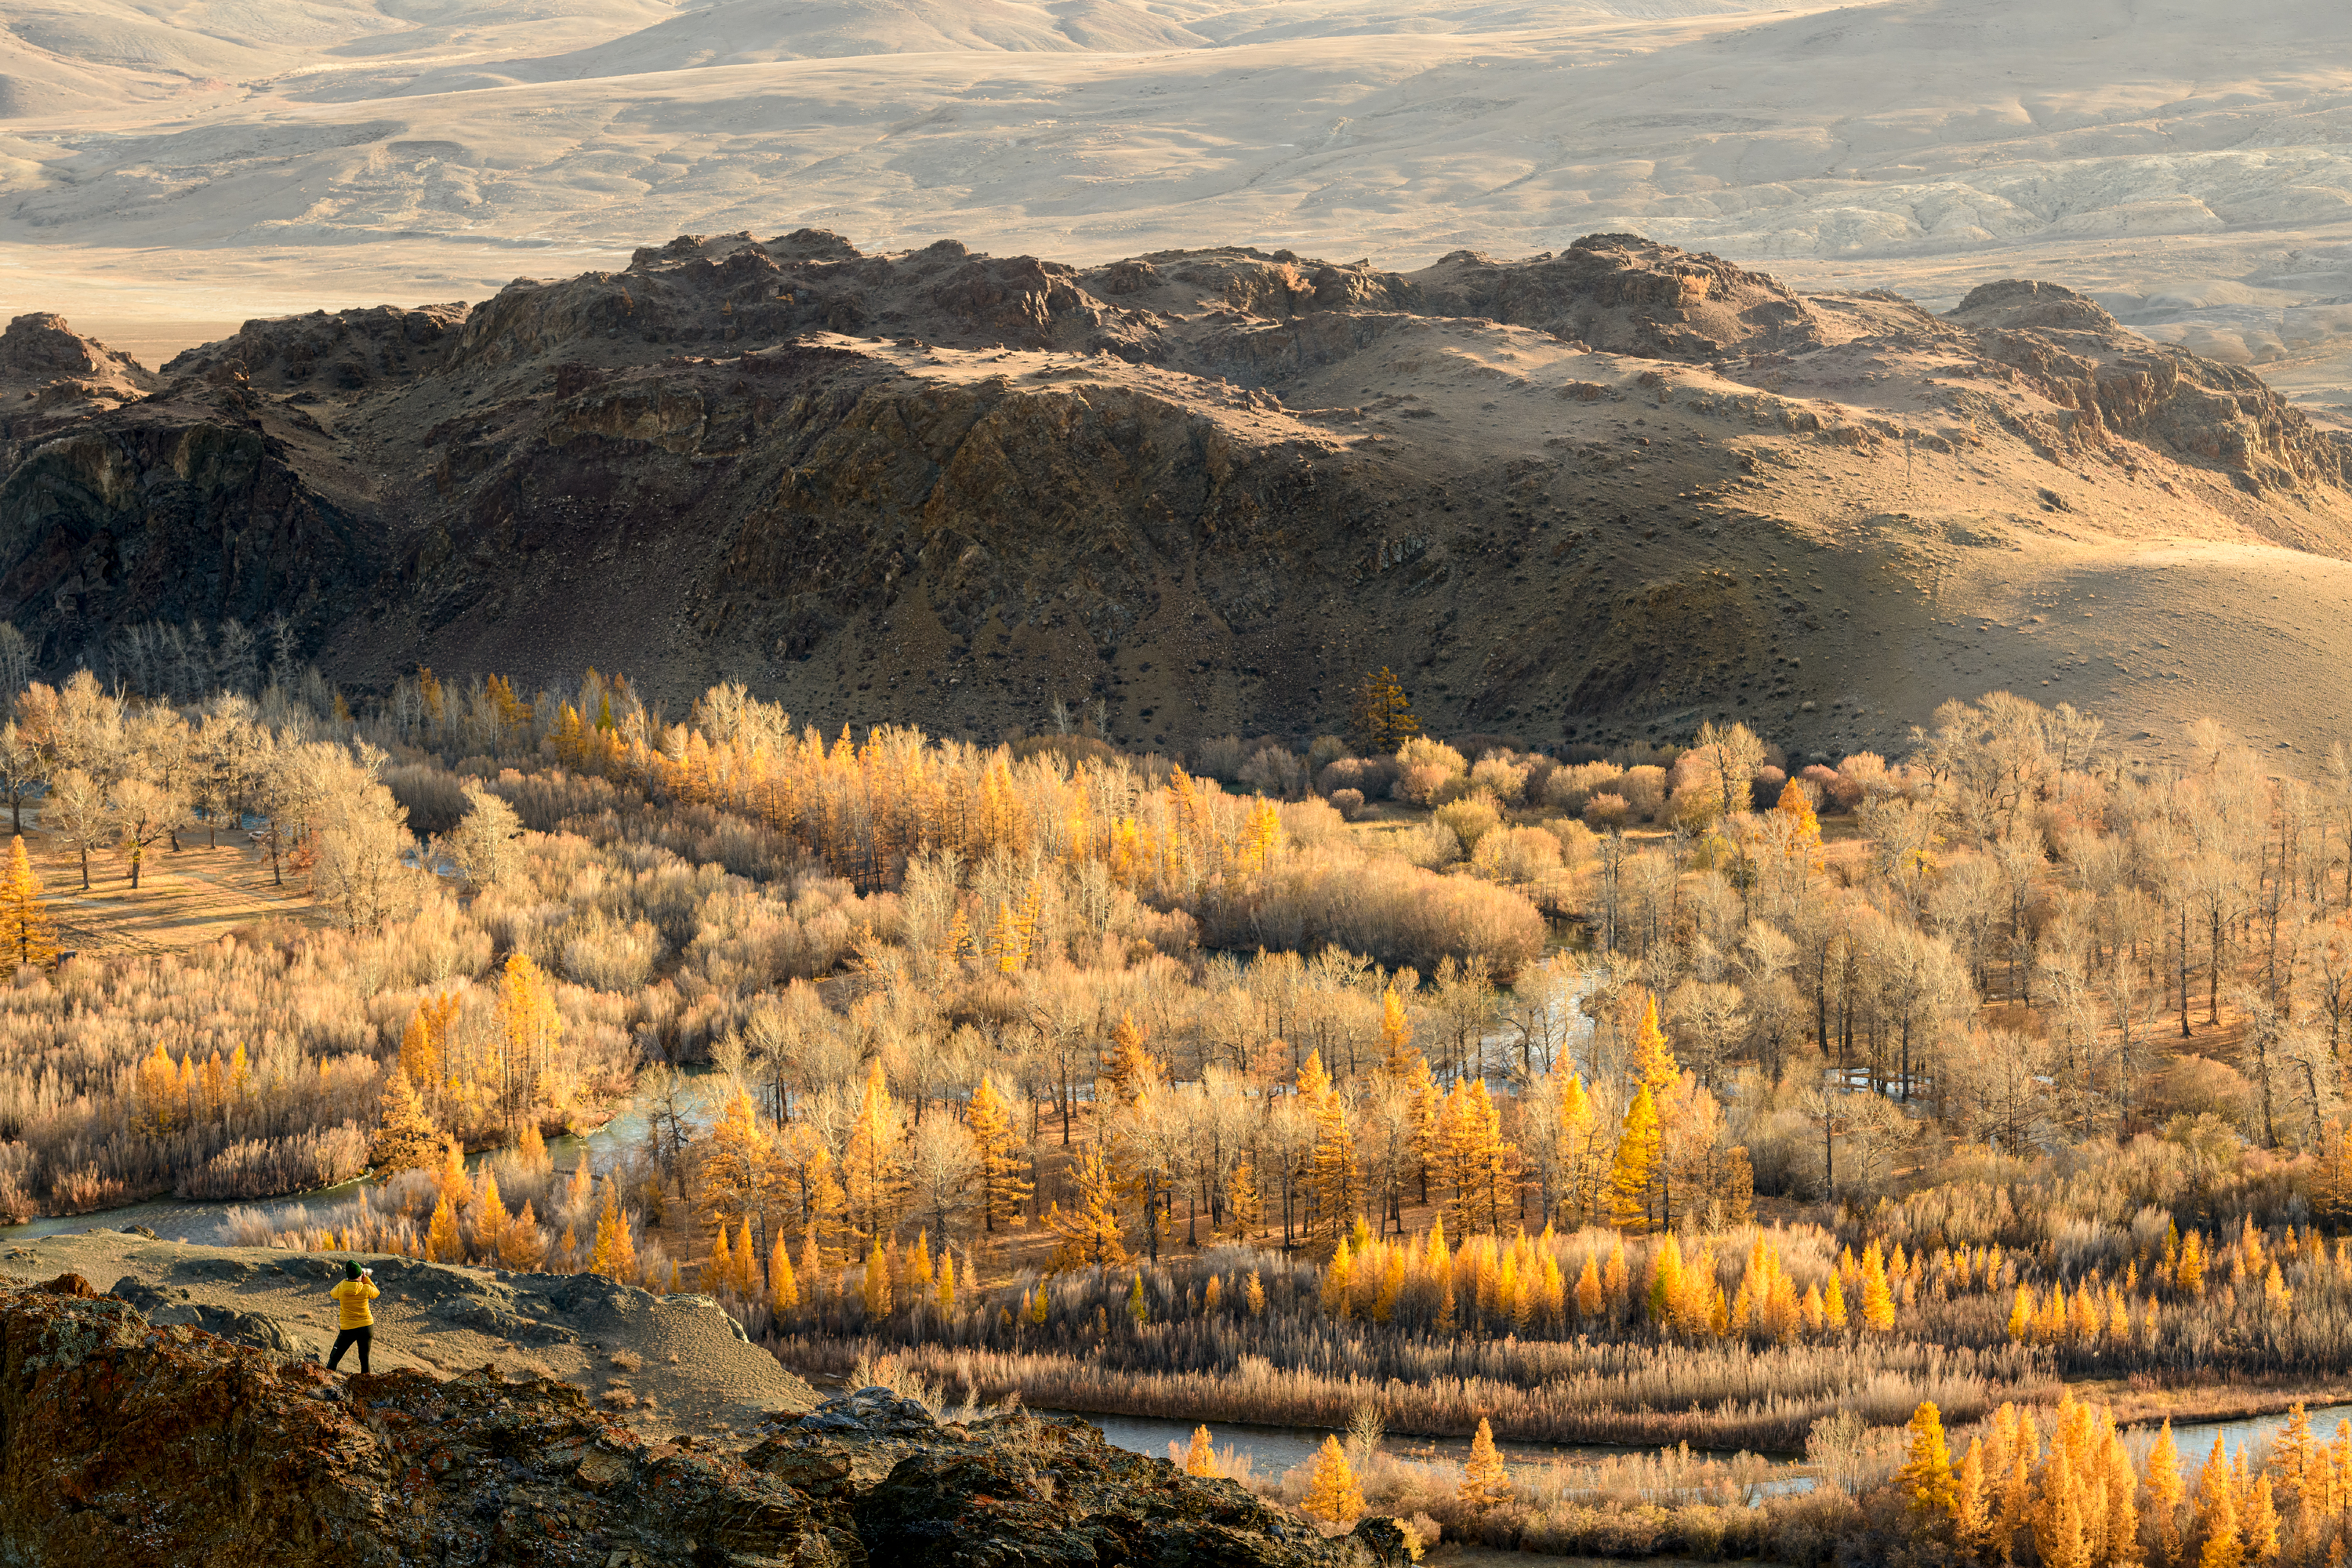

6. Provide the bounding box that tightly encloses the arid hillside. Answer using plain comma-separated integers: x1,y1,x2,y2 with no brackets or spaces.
3,231,2350,760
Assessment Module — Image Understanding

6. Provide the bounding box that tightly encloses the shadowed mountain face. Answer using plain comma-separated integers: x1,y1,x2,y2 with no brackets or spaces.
3,230,2349,759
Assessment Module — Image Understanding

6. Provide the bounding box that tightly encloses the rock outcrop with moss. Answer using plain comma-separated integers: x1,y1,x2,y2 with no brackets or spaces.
0,1272,1353,1567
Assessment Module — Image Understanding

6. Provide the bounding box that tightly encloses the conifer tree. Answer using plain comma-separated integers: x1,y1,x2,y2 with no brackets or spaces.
1609,1084,1661,1230
0,836,55,970
1045,1141,1127,1269
2243,1476,2279,1566
590,1184,638,1283
372,1069,441,1174
842,1060,908,1244
935,1249,955,1313
1575,1251,1604,1317
1304,1435,1366,1524
1631,994,1679,1100
770,1233,800,1311
1350,668,1419,754
1183,1425,1221,1478
1823,1272,1849,1330
426,1192,461,1262
2034,1445,2091,1568
1955,1437,1991,1549
1459,1417,1508,1508
1899,1402,1959,1520
1860,1240,1897,1330
1100,1012,1160,1107
1309,1089,1358,1240
862,1239,893,1319
2198,1436,2241,1568
495,952,561,1135
967,1076,1032,1233
702,1087,771,1237
2147,1420,2186,1567
473,1170,512,1261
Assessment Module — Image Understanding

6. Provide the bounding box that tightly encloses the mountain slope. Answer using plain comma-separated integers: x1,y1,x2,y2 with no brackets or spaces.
4,230,2350,760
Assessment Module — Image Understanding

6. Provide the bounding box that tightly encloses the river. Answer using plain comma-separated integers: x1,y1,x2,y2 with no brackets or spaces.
0,1076,726,1245
5,1055,2343,1494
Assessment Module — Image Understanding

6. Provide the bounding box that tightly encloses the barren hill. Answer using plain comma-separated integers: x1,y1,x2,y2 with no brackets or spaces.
5,230,2351,759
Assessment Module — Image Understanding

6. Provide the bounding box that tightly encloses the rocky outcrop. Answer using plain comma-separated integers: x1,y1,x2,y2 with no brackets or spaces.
0,1276,1348,1568
1946,279,2350,495
2,232,2350,755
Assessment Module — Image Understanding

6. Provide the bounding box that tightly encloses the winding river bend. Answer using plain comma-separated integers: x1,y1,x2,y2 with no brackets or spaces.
4,1073,2339,1491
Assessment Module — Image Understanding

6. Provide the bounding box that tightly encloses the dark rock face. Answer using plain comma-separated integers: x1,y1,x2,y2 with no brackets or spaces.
0,1281,1343,1568
749,1386,1343,1568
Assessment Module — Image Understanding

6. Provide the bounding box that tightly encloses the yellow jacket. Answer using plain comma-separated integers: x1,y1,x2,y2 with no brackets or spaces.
330,1277,379,1330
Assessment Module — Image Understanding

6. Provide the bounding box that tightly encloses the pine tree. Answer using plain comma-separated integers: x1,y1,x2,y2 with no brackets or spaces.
1459,1417,1508,1508
1045,1141,1127,1269
1183,1425,1221,1478
1899,1401,1959,1520
936,1249,955,1313
1823,1272,1849,1330
371,1069,441,1174
0,837,56,970
1609,1084,1661,1230
1304,1435,1366,1524
1350,668,1419,754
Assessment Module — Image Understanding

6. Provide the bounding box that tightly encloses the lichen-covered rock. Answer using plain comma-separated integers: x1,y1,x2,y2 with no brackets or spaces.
0,1280,851,1566
0,1285,1338,1568
747,1387,1342,1568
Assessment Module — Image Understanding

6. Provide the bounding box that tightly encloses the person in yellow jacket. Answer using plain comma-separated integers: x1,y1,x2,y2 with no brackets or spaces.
327,1260,379,1375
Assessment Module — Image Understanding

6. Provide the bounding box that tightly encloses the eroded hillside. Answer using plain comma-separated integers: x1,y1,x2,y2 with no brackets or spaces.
5,231,2350,758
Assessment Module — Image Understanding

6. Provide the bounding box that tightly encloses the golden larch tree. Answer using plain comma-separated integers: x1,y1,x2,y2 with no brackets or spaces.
1045,1139,1127,1269
967,1076,1033,1232
1459,1417,1508,1508
0,836,56,970
1303,1435,1366,1524
841,1059,909,1244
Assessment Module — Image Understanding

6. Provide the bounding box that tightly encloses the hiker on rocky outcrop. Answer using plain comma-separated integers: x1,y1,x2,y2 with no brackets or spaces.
326,1261,378,1374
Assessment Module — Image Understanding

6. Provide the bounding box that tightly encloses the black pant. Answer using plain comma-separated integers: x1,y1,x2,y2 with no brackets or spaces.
328,1327,372,1374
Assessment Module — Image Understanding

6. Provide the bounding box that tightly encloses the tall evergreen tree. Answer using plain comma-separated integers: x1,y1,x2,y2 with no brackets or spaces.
1349,668,1420,754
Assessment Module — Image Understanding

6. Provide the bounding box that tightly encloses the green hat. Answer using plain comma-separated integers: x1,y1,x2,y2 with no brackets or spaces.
346,1261,364,1280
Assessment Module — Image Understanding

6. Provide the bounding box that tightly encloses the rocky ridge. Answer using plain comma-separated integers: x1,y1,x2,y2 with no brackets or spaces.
2,232,2350,756
0,1271,1359,1568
